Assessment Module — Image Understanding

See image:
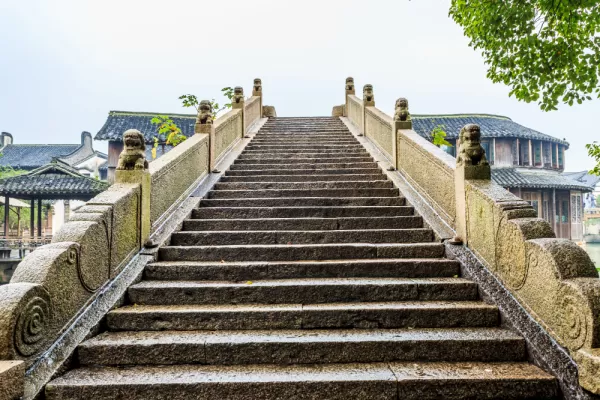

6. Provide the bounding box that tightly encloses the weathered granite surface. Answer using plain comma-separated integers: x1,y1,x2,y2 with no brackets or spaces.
0,361,24,400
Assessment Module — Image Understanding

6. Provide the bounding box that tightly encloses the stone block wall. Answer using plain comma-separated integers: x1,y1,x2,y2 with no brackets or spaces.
346,95,363,134
365,107,394,162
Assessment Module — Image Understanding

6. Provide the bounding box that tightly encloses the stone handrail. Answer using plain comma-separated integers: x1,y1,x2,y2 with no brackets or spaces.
365,106,394,162
0,78,268,397
346,95,363,133
397,129,456,229
213,109,243,165
338,79,600,394
149,133,210,227
244,96,261,132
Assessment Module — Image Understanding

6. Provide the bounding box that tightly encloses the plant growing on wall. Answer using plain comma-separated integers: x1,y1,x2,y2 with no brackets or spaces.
179,87,235,118
431,125,453,148
149,115,188,160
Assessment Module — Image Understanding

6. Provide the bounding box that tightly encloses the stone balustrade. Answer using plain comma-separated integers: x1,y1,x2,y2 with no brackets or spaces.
343,78,600,394
0,79,265,398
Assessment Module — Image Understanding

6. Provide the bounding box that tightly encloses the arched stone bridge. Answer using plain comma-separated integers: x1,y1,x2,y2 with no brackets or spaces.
1,79,599,399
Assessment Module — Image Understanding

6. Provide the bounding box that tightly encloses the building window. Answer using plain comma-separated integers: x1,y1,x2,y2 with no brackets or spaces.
562,200,569,223
534,141,542,166
520,140,530,166
552,144,558,167
558,145,564,168
481,141,493,164
571,194,582,223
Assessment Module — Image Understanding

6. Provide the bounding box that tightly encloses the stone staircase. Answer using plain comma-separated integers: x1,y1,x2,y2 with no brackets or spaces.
46,117,559,399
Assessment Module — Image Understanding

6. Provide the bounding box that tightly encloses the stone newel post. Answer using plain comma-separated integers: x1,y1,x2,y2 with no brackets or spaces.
391,97,412,171
195,100,218,172
453,123,491,245
252,78,263,118
362,84,375,137
114,129,151,247
232,86,245,138
344,77,355,117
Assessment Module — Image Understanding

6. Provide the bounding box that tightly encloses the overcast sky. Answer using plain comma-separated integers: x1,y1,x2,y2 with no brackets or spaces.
0,0,597,172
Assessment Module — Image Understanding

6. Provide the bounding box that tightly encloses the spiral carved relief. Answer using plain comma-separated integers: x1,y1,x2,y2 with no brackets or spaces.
495,217,528,290
557,285,588,350
14,288,52,357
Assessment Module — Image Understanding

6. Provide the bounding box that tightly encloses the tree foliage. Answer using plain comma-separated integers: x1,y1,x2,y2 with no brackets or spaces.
150,115,187,159
431,125,453,147
587,141,600,175
449,0,600,111
179,87,235,118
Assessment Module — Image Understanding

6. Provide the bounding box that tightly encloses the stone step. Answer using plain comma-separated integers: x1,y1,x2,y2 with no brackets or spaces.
247,142,361,146
170,228,433,246
107,301,499,331
225,168,383,176
212,181,394,190
206,188,400,199
127,278,477,305
182,216,423,231
198,198,406,207
192,206,412,219
234,157,375,164
76,328,527,366
144,259,461,281
228,162,380,170
219,174,387,182
46,362,558,400
238,152,370,159
158,243,445,262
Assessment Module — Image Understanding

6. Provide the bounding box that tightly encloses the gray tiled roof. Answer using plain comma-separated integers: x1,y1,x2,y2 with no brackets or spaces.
0,144,80,170
492,168,592,191
0,161,109,200
412,114,569,148
95,111,197,144
563,171,600,188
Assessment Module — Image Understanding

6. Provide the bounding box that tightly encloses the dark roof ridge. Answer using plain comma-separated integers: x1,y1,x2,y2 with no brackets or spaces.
108,110,197,118
412,113,512,120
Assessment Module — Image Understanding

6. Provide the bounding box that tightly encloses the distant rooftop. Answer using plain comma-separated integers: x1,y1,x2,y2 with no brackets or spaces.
412,114,569,147
493,168,592,191
95,110,197,143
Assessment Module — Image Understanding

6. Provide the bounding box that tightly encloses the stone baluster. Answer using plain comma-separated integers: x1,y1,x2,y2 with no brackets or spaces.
362,84,375,137
452,124,491,245
231,86,245,138
114,129,151,247
252,78,263,118
344,77,355,117
391,97,412,171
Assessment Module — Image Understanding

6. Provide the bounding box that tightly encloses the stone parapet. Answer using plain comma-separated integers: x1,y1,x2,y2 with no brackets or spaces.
244,96,261,132
346,95,363,134
365,106,394,162
213,109,243,166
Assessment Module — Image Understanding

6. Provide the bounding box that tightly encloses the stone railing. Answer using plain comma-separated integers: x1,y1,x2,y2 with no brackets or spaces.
339,79,600,394
0,78,267,398
213,109,243,165
346,95,363,134
149,134,210,227
244,96,261,132
365,106,394,162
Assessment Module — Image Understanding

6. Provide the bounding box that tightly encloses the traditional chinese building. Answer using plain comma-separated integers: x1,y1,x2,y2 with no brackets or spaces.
95,111,197,182
412,114,592,241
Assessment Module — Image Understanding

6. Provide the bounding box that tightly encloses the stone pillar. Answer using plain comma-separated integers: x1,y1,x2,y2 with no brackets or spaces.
115,129,151,248
453,124,491,245
362,84,375,137
231,86,245,137
29,199,34,239
3,196,9,238
391,97,412,171
252,78,263,118
195,100,217,172
344,77,355,117
37,200,42,237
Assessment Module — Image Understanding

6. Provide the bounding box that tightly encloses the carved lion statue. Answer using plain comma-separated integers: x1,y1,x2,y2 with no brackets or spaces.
117,129,148,171
363,84,374,103
197,100,214,125
457,124,489,167
346,77,355,92
394,98,411,122
253,78,262,94
232,86,244,104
